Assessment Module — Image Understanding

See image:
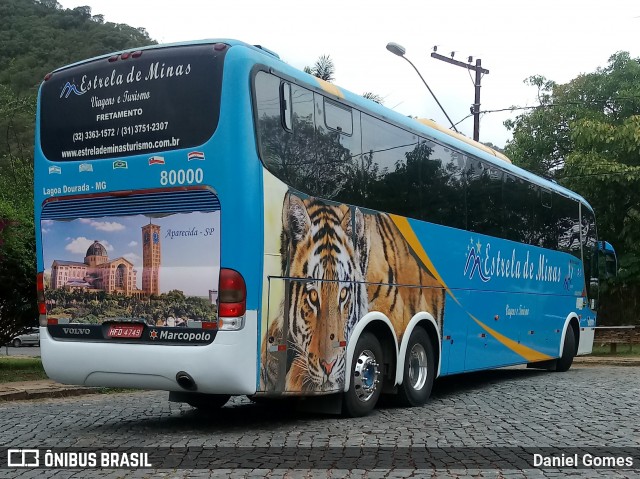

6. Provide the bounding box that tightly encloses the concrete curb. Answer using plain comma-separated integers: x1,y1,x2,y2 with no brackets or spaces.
0,386,102,402
573,356,640,366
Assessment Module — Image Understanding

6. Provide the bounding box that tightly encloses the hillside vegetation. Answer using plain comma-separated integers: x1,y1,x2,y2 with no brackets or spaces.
0,0,155,343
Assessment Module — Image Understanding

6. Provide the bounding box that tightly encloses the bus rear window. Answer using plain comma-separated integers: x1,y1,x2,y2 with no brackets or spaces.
40,44,226,162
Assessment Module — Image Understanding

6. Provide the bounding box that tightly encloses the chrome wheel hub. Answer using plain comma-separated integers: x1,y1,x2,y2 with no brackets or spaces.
408,343,428,390
353,349,380,402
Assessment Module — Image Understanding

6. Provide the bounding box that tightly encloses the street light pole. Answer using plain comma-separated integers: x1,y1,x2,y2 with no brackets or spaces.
386,42,459,134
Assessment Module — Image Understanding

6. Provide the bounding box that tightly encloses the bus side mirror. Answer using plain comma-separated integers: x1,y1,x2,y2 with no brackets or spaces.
597,241,618,279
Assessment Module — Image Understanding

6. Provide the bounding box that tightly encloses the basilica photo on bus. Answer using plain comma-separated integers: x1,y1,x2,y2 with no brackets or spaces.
41,211,220,326
49,222,160,298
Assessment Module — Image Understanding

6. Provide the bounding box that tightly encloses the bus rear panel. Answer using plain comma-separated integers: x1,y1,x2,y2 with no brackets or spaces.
36,42,263,395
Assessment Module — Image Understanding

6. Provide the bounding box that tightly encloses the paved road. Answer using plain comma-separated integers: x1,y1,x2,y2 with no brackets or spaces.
1,365,639,478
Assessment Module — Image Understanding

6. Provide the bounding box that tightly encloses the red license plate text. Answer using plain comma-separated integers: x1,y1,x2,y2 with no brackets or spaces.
107,324,144,339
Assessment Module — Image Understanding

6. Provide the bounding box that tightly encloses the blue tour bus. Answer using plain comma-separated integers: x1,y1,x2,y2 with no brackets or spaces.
35,39,615,416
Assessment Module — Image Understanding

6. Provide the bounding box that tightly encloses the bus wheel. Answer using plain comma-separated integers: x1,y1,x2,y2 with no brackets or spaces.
555,327,576,372
187,393,231,410
396,327,435,407
343,332,383,417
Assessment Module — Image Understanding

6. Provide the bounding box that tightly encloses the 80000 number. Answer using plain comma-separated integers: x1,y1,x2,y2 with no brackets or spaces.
159,168,204,186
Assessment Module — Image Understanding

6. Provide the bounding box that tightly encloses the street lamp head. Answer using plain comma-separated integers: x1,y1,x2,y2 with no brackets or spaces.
384,41,460,134
386,42,406,57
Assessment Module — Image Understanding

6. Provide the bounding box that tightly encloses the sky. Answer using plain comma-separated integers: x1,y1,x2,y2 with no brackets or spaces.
56,0,640,148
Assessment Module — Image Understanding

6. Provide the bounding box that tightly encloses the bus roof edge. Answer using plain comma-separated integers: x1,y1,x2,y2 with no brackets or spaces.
416,118,512,164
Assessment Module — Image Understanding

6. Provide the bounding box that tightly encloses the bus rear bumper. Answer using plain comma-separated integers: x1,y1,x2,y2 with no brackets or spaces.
40,311,258,395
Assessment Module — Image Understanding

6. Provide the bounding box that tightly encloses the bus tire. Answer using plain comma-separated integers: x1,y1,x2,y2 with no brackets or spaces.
187,393,231,410
555,327,576,372
343,332,383,417
396,327,435,407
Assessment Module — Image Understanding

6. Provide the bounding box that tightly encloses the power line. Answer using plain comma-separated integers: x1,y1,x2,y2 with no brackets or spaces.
454,97,640,128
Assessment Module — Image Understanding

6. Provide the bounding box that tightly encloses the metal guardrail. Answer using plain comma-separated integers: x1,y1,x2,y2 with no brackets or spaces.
594,325,635,329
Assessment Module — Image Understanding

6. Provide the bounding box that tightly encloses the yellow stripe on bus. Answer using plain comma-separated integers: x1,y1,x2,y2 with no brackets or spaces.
315,78,344,98
389,214,552,362
470,315,553,362
389,214,458,303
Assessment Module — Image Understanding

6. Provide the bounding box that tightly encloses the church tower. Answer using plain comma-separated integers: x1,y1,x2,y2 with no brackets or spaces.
142,223,161,296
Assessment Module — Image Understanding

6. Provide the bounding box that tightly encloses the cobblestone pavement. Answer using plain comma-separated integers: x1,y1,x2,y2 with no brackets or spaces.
1,365,639,478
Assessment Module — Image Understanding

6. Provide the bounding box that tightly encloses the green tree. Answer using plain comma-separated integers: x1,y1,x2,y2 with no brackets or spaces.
504,52,640,324
0,0,157,338
0,0,156,160
362,92,384,105
304,54,336,82
0,85,35,208
304,55,384,104
0,201,37,345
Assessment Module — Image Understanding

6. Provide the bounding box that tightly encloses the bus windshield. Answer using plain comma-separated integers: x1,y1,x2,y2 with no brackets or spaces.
39,43,225,162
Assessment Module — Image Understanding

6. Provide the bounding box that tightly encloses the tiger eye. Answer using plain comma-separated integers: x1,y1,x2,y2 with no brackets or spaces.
340,288,348,300
309,289,318,303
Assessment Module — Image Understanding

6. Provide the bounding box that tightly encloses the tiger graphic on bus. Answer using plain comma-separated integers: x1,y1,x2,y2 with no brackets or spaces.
260,191,445,393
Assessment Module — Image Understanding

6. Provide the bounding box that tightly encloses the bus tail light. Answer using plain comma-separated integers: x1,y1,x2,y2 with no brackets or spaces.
218,268,246,330
37,273,47,326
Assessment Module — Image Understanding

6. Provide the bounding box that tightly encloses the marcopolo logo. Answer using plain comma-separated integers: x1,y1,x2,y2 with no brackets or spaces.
150,329,212,342
60,82,86,99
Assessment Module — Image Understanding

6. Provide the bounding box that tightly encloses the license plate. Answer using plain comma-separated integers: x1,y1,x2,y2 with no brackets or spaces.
107,324,144,339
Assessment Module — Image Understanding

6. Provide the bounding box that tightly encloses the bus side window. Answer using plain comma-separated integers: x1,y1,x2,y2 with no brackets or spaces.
323,98,353,135
311,94,360,201
556,193,581,259
254,71,285,174
534,187,556,249
360,114,420,218
466,158,503,238
531,185,557,249
422,140,466,229
254,72,317,195
503,174,531,243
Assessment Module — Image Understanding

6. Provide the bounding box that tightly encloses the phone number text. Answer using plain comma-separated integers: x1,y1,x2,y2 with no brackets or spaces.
72,122,170,143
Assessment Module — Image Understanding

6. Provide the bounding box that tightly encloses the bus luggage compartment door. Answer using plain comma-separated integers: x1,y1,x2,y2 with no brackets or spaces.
260,276,346,395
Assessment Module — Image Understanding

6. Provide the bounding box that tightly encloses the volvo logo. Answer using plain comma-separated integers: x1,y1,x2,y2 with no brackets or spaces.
62,327,91,335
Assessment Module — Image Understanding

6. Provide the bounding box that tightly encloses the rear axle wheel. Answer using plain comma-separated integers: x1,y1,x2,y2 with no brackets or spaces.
396,327,435,407
343,332,383,417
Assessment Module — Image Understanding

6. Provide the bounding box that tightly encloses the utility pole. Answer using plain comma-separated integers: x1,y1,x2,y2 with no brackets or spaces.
430,51,489,141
